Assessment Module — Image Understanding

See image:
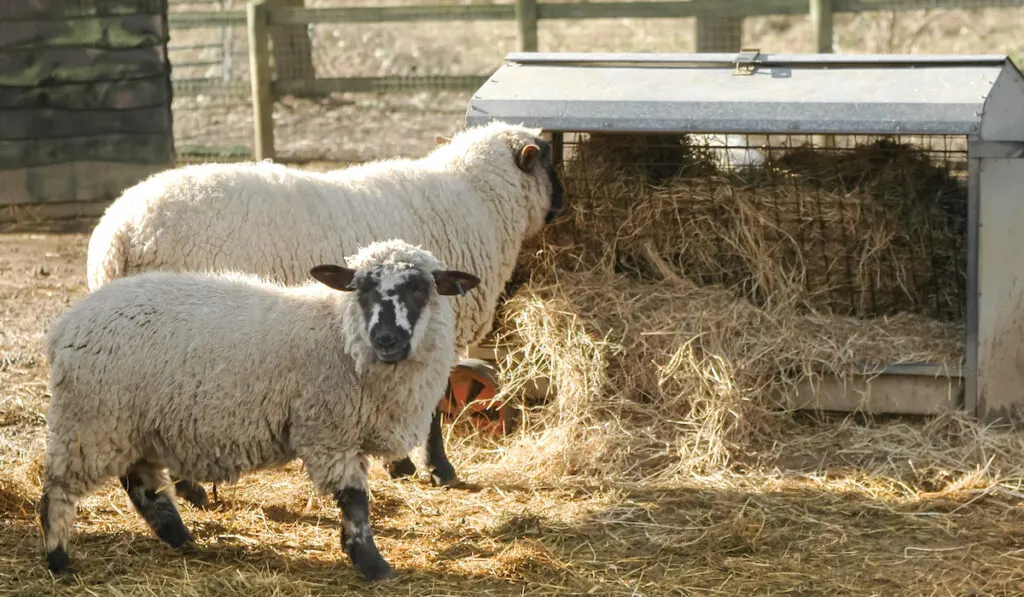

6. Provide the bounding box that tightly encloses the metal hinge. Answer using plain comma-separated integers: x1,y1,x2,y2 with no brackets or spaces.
733,48,762,76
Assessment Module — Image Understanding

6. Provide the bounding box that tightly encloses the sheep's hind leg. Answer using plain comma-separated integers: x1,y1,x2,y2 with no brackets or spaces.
386,456,417,479
336,486,393,582
120,462,194,550
173,478,210,509
386,400,460,486
424,401,460,487
38,485,82,575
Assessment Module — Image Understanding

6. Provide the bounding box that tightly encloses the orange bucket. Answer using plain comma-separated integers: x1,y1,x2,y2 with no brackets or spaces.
441,359,515,436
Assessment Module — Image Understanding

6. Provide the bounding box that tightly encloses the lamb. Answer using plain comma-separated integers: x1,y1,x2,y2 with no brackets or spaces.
85,120,565,500
38,239,481,582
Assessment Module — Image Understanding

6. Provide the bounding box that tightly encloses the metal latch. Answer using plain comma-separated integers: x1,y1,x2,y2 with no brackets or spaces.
733,48,761,76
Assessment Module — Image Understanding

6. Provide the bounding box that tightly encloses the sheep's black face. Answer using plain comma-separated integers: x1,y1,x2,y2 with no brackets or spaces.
309,256,481,365
512,134,565,226
355,269,432,364
534,137,565,224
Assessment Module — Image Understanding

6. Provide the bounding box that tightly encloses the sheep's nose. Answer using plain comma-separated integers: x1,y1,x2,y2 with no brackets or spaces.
375,330,399,349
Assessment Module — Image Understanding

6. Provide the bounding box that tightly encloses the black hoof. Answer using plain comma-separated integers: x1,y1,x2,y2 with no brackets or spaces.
429,462,460,488
175,480,210,509
46,547,73,575
387,458,417,480
356,557,394,582
156,522,194,550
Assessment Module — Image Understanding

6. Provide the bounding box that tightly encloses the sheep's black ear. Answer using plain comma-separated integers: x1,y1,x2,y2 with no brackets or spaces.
433,270,481,296
515,143,541,172
310,264,358,291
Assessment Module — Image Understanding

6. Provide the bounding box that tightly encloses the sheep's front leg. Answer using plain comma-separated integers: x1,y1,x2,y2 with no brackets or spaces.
335,486,393,581
306,451,394,582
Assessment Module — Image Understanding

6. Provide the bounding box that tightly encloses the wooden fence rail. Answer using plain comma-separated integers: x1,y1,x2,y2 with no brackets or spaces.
229,0,1024,159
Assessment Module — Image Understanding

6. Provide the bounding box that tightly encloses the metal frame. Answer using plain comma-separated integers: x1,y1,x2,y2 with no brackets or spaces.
467,51,1024,424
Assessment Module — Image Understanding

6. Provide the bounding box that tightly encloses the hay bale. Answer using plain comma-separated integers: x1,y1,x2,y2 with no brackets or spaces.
543,133,967,320
490,268,962,479
479,133,967,480
568,132,718,187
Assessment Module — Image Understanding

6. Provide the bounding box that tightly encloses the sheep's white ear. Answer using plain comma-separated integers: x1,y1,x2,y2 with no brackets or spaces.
310,264,358,291
435,135,452,146
516,144,541,172
433,270,481,296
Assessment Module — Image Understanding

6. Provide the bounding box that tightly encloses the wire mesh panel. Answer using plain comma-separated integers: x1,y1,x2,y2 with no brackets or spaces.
168,0,245,83
168,0,253,159
552,131,968,322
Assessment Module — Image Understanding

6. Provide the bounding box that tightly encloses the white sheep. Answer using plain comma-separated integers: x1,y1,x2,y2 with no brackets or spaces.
85,120,565,498
39,239,481,582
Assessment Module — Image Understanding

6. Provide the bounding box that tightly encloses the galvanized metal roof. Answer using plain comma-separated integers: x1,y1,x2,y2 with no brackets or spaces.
465,52,1024,139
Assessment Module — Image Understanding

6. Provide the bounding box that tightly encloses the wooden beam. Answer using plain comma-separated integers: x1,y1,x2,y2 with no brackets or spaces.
545,0,799,20
168,10,247,29
248,0,275,161
0,106,172,141
0,14,167,50
833,0,1016,11
0,133,173,170
0,77,171,110
0,161,166,206
273,74,490,95
0,46,169,87
271,4,515,25
0,201,112,226
0,0,164,21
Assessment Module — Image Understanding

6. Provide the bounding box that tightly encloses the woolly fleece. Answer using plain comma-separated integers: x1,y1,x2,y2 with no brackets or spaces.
44,240,457,509
87,121,558,353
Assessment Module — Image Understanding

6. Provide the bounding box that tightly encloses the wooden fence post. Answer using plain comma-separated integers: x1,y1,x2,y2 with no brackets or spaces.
810,0,835,148
247,0,275,160
810,0,834,53
515,0,539,52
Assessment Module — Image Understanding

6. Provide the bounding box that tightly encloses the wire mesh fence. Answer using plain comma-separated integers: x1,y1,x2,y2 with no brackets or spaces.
555,131,969,321
167,0,1024,163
